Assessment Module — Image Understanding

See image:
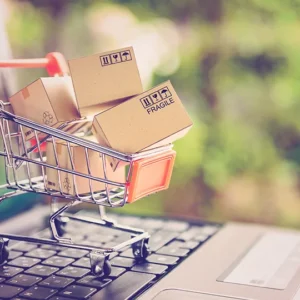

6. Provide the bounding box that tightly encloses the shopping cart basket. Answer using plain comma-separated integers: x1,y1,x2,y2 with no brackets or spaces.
0,53,176,276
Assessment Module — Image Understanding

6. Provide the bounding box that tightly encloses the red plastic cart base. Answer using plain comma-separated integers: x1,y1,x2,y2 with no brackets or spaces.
127,150,176,203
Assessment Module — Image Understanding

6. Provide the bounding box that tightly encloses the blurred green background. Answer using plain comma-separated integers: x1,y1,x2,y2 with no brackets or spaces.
2,0,300,227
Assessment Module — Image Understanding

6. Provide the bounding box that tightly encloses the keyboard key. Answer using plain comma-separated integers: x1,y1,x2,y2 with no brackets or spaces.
87,234,114,244
117,215,142,227
83,240,103,247
58,249,88,259
34,230,52,239
113,233,132,243
25,265,59,277
111,256,136,268
72,257,90,268
77,276,111,288
102,241,118,248
41,245,66,252
164,220,189,232
0,266,23,277
12,243,37,252
120,249,134,258
0,276,5,282
109,252,119,260
50,297,73,300
89,225,120,237
194,234,209,242
132,262,167,275
59,285,96,299
178,226,209,241
200,225,219,235
42,256,74,267
9,257,41,268
146,254,179,265
50,297,72,300
149,230,177,251
109,266,126,278
20,286,57,299
39,276,74,289
157,246,189,257
9,251,23,260
171,240,199,250
0,284,24,298
56,266,89,278
141,219,165,230
91,272,155,300
7,274,42,287
26,249,56,259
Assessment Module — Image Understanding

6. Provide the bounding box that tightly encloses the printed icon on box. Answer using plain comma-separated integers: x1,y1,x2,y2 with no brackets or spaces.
159,87,172,99
121,51,132,62
140,96,154,108
42,111,54,125
110,52,121,64
150,92,162,103
63,177,71,192
100,55,111,66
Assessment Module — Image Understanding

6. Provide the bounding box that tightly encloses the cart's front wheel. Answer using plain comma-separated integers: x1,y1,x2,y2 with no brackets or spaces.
0,238,9,265
91,260,111,277
132,239,151,260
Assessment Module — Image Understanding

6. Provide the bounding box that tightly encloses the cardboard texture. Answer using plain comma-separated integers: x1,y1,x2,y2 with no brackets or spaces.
92,80,193,170
46,137,125,195
68,47,143,117
9,76,80,140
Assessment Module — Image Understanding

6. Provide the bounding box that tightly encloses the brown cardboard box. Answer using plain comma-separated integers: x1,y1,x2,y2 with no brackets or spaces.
92,80,193,170
68,47,143,117
9,76,80,140
46,137,125,195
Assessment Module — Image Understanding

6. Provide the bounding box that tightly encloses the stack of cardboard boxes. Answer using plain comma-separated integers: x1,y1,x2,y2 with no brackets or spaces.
9,47,193,201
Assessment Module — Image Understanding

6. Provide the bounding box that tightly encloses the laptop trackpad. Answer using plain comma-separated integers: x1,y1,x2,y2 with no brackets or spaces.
153,289,243,300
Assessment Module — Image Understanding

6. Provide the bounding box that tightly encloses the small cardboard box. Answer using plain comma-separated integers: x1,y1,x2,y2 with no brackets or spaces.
9,76,80,140
92,80,193,170
46,137,125,195
68,47,143,117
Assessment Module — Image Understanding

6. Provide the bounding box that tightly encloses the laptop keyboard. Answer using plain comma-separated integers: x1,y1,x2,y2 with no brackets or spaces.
0,213,220,299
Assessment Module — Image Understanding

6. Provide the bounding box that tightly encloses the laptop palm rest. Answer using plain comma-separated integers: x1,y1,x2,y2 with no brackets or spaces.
140,223,300,300
152,289,244,300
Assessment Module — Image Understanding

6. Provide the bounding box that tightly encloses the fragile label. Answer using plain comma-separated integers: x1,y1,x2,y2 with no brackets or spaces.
100,49,132,66
140,86,174,114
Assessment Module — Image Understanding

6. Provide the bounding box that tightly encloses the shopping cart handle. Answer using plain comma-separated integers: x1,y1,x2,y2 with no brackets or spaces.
0,52,69,76
127,150,176,203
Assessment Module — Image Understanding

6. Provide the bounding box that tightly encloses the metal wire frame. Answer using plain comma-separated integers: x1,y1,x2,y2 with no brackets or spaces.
0,102,173,207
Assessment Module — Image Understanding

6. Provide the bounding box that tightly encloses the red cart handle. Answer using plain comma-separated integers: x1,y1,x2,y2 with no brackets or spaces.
0,52,69,76
0,52,69,152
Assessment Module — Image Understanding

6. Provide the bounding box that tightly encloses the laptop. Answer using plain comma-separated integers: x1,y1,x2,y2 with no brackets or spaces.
1,202,300,300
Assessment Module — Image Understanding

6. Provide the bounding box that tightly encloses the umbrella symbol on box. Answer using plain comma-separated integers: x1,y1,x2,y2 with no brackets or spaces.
160,88,169,98
42,111,54,125
122,51,130,60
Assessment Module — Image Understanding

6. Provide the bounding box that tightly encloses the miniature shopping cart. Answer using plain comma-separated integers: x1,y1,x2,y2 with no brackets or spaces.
0,53,176,277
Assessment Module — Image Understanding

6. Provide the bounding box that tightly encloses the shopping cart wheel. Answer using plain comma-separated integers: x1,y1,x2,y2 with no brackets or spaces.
132,238,151,259
90,252,111,277
0,238,9,265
